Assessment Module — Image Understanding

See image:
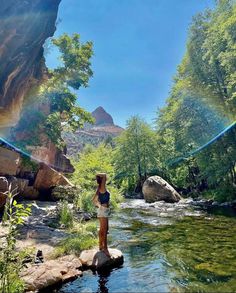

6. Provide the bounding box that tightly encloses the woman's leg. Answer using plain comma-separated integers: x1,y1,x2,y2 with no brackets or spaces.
98,218,103,250
101,217,110,256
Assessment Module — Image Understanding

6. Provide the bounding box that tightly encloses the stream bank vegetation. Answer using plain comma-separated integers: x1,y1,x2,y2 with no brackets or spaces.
69,143,123,213
52,220,97,258
0,178,31,293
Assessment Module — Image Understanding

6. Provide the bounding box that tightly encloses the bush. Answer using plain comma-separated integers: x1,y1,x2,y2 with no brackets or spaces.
70,143,124,213
57,200,74,228
0,178,31,293
75,190,96,214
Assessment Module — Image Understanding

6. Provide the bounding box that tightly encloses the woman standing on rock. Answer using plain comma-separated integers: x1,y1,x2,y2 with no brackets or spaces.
93,173,111,257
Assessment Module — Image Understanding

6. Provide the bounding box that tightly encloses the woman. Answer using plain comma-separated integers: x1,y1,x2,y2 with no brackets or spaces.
92,173,110,257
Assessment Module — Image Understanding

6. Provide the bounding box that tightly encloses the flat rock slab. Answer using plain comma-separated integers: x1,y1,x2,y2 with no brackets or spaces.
79,248,124,270
21,255,82,292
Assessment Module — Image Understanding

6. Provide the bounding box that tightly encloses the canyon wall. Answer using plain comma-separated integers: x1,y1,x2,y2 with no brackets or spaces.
0,0,61,128
0,0,76,204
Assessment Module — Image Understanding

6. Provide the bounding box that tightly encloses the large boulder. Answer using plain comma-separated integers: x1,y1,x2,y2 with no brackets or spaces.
21,255,82,292
0,146,21,176
27,136,74,174
142,176,181,203
79,248,124,270
34,163,73,190
0,177,8,208
22,186,39,200
0,176,29,207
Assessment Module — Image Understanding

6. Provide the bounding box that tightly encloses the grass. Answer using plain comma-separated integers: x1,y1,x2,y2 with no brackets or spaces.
51,221,98,258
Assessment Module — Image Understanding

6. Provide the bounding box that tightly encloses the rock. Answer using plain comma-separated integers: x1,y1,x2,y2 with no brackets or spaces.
21,255,82,292
0,146,21,176
63,106,124,156
0,0,61,128
34,163,73,190
15,178,29,193
142,176,182,203
0,177,7,208
22,186,39,200
0,176,29,207
26,135,74,174
92,106,114,126
79,248,124,270
15,201,68,259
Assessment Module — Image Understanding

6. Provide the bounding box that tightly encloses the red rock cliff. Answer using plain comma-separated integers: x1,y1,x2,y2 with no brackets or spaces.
0,0,61,128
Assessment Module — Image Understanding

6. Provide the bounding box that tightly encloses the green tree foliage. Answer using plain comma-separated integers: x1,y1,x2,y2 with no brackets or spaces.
177,0,236,116
70,144,123,212
45,33,94,144
155,0,236,200
114,116,158,193
11,33,94,149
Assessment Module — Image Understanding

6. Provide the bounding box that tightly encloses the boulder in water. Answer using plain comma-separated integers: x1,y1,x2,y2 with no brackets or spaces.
142,176,181,203
79,248,124,270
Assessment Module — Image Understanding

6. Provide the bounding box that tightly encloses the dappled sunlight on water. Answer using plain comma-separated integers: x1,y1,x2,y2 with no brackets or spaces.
59,199,236,293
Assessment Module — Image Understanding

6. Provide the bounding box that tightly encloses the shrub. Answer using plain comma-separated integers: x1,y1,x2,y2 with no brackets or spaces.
57,200,74,228
0,178,31,293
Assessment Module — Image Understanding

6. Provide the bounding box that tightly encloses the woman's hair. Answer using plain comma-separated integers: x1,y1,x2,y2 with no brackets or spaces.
96,175,102,187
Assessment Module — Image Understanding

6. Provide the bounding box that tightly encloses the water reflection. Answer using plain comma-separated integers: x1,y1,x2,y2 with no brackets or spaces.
96,270,110,293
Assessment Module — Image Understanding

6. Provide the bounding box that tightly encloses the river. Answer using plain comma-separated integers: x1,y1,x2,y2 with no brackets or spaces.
59,199,236,293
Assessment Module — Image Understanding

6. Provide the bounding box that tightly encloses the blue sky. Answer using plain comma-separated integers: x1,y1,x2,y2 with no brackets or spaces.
46,0,214,128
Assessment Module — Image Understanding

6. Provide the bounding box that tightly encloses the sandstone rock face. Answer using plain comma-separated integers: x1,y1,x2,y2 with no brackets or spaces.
26,133,74,173
0,176,30,207
79,248,124,270
0,146,21,175
0,0,61,128
142,176,182,203
63,106,124,155
22,186,39,200
21,255,82,292
0,177,8,208
34,163,73,190
92,106,114,126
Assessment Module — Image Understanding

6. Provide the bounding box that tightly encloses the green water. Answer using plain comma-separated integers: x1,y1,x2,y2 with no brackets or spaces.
60,199,236,293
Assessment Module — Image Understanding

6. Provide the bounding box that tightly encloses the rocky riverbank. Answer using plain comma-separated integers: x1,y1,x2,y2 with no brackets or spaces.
21,248,123,292
0,200,124,292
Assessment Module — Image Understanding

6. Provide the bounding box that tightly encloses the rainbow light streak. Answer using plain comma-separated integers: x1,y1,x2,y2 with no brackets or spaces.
0,121,235,170
168,120,236,166
0,136,55,169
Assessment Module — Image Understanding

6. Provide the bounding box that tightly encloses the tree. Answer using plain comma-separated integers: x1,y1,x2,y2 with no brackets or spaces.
114,116,158,193
11,33,94,149
154,0,236,200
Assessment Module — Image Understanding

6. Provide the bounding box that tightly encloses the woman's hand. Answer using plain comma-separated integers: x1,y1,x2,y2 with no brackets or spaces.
96,173,106,178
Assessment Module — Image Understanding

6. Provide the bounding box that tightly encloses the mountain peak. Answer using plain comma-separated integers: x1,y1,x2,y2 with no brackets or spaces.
92,106,114,126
